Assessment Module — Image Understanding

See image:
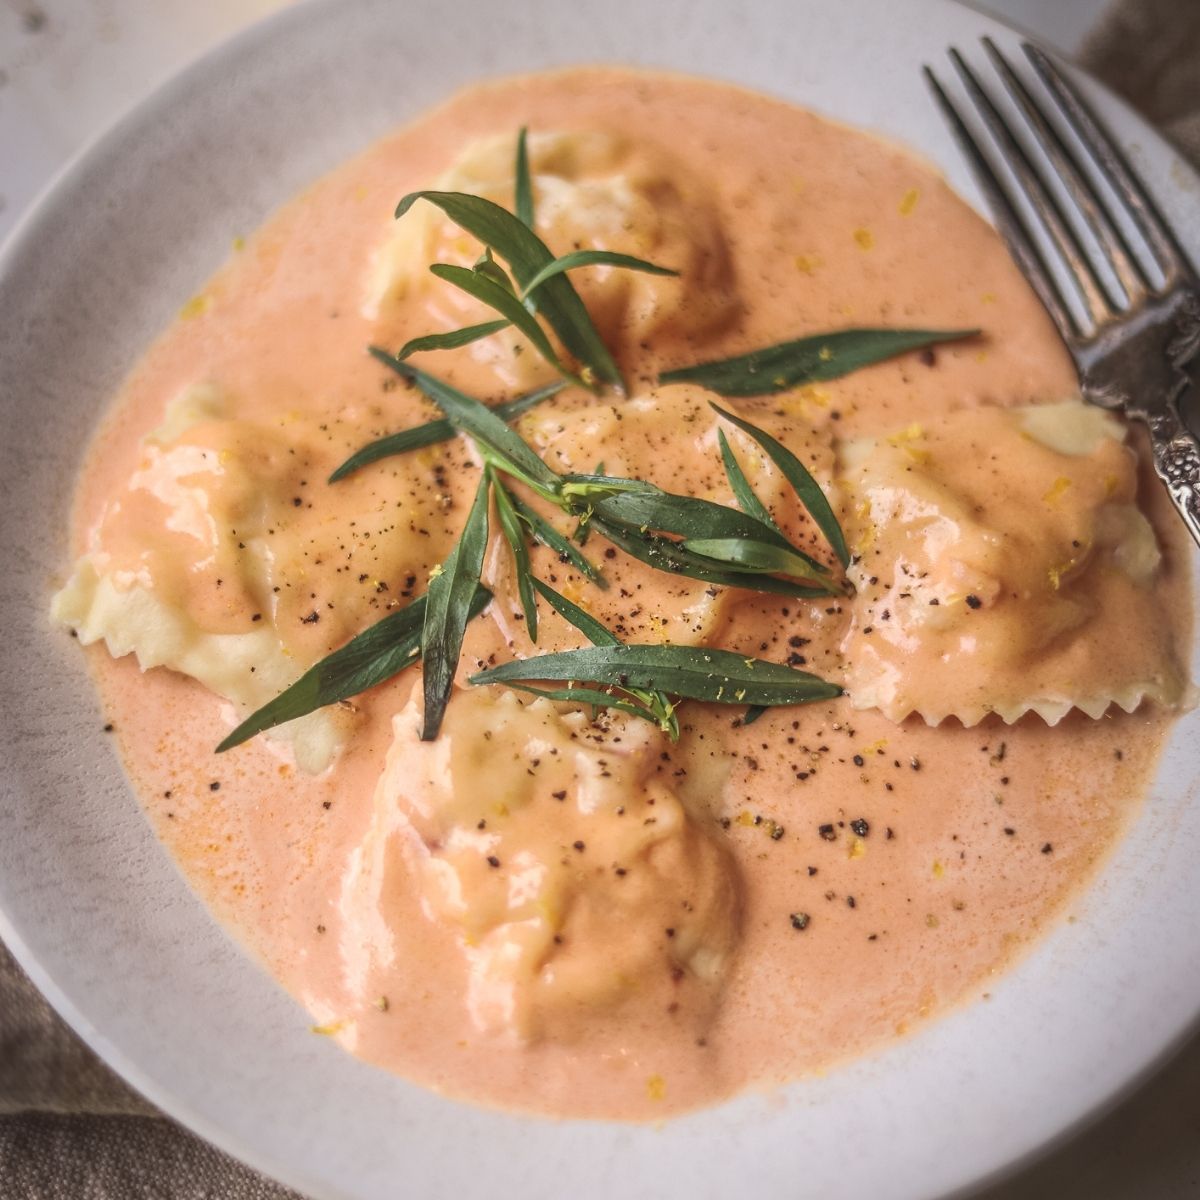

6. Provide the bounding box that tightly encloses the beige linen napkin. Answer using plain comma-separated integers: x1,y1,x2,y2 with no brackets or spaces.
2,0,1198,1196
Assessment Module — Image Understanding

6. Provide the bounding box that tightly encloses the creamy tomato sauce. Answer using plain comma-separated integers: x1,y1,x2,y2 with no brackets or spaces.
60,69,1193,1120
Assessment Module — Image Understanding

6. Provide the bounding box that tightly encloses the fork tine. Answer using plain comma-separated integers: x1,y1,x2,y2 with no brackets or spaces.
923,66,1080,342
1023,42,1193,287
948,48,1115,333
981,37,1149,308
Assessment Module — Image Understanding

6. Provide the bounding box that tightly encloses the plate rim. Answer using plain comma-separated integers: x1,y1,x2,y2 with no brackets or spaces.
1,1,1198,1198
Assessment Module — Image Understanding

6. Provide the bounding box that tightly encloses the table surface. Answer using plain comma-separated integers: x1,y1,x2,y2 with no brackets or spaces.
3,2,1197,1198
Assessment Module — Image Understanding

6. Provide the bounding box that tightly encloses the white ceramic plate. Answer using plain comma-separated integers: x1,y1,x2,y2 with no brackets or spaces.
1,1,1197,1197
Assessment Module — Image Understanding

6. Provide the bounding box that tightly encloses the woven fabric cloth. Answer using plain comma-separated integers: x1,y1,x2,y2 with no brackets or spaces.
0,935,300,1196
1081,0,1200,160
2,1,1198,1196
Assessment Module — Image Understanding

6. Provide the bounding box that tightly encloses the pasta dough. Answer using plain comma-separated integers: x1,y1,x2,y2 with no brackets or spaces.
364,130,738,388
837,399,1189,725
340,689,738,1043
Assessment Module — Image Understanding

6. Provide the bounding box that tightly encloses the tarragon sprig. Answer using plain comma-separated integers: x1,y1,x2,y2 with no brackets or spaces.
218,351,848,748
526,578,680,738
659,327,979,397
418,473,492,740
395,190,630,391
215,585,491,754
216,128,981,752
328,379,563,483
370,350,842,597
491,470,540,642
389,129,678,394
471,645,841,711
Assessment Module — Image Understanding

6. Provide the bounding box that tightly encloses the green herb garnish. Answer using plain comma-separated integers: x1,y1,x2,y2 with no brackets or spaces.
419,473,491,740
590,488,829,582
328,379,562,483
659,328,979,397
531,579,679,737
514,126,534,229
428,261,581,385
217,128,986,755
470,644,842,709
368,349,559,493
582,514,827,598
215,585,491,753
717,428,780,533
492,471,539,642
394,319,512,362
374,350,841,596
680,536,831,581
508,493,605,586
519,249,677,300
711,402,850,567
395,190,625,392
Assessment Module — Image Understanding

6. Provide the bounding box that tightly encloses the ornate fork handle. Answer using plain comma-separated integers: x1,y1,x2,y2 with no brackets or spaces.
1143,400,1200,548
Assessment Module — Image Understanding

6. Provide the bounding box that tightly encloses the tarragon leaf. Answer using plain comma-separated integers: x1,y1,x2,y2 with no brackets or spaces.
215,586,490,753
521,249,678,300
492,682,653,722
560,473,662,502
509,495,604,585
711,402,849,567
473,246,516,292
588,515,829,598
532,577,618,646
471,644,842,707
330,377,562,483
395,319,512,362
717,428,779,533
429,262,576,383
367,348,560,493
529,579,677,736
514,127,534,229
682,537,833,586
395,190,623,391
492,473,538,642
592,489,828,576
420,474,492,740
432,265,576,381
659,328,979,397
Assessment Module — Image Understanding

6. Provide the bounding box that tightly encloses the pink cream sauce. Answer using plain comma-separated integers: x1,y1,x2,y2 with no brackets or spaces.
70,69,1192,1120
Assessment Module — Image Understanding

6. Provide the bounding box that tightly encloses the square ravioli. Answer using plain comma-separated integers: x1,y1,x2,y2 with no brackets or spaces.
838,399,1190,725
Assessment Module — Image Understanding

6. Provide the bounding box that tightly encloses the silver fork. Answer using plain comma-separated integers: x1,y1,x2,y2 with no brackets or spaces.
925,38,1200,548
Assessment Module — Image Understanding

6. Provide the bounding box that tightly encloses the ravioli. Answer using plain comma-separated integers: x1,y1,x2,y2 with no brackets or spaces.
51,384,461,771
364,130,738,388
838,399,1189,725
340,689,738,1043
486,383,838,651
